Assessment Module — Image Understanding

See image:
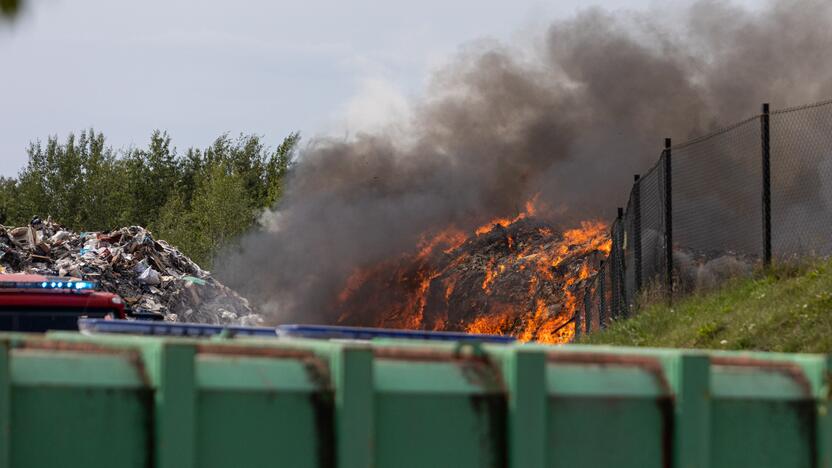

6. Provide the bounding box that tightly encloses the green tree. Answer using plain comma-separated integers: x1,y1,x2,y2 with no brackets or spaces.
9,128,299,267
77,143,131,230
0,177,19,225
152,191,197,257
43,133,83,225
154,161,253,267
0,0,20,18
122,131,178,226
14,141,49,225
191,162,253,265
204,134,265,209
177,148,205,206
16,130,125,230
266,132,300,206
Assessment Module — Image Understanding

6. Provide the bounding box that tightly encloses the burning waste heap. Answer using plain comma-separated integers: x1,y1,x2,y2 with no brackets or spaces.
0,218,262,325
336,202,610,344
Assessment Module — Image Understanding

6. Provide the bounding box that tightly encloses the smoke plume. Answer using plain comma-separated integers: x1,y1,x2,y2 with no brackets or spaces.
218,0,832,323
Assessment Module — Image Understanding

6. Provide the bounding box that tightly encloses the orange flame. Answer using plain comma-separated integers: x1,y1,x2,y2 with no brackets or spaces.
481,259,500,293
334,196,610,344
465,302,517,335
474,195,539,236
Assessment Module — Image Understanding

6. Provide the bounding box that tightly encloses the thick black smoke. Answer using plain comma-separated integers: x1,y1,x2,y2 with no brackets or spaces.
218,0,832,323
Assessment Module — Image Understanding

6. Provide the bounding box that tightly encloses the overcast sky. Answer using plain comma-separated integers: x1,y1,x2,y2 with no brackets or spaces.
0,0,763,176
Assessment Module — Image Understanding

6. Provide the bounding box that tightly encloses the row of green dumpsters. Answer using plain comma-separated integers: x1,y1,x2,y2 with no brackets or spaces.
0,331,829,468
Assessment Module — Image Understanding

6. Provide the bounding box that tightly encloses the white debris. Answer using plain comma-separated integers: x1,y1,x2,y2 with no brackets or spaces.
0,217,263,326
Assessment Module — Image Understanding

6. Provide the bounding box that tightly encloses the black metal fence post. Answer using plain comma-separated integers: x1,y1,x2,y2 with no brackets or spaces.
583,289,591,335
761,103,772,267
611,208,624,319
574,297,582,339
599,262,607,329
664,138,673,302
632,174,642,299
617,208,629,318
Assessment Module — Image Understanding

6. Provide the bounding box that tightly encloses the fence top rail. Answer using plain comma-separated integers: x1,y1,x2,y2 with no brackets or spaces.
670,114,760,151
771,97,832,115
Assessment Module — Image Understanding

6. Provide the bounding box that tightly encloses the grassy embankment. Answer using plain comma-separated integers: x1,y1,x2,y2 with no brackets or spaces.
582,258,832,353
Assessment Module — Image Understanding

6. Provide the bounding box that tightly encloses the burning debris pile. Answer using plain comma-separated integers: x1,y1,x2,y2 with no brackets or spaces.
0,218,262,325
335,204,610,344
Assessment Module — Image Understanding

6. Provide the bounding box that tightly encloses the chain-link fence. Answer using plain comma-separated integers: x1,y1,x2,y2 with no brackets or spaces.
575,98,832,339
638,160,667,292
771,101,832,257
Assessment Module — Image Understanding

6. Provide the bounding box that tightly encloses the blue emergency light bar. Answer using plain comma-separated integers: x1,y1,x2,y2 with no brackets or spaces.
77,319,278,337
0,278,97,291
77,319,516,344
275,324,517,344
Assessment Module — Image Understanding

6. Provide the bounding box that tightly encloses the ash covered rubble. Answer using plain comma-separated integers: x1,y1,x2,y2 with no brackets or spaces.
672,248,755,294
0,218,262,326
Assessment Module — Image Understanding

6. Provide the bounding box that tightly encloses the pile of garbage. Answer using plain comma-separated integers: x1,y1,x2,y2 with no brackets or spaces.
335,217,610,343
0,217,263,326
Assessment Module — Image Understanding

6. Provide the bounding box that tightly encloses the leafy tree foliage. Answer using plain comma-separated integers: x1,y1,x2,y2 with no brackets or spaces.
3,129,299,267
0,0,20,18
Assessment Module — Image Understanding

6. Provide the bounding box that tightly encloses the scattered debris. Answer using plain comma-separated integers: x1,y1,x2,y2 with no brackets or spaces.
0,218,262,326
673,249,755,293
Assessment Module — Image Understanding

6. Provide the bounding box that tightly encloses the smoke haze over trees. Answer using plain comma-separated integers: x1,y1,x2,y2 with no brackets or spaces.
0,130,299,267
216,0,832,324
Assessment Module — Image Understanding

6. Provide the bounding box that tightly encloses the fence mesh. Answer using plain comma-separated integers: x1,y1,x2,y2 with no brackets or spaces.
639,160,666,292
600,260,610,328
771,100,832,258
610,218,627,321
577,97,832,339
623,192,636,314
585,269,597,333
671,117,763,280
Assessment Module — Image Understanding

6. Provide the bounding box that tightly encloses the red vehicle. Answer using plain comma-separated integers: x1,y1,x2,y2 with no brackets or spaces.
0,274,126,332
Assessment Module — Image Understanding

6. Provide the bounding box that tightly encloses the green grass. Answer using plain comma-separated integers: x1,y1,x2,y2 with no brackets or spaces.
582,258,832,353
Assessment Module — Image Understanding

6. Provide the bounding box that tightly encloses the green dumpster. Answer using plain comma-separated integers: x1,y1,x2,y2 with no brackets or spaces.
0,332,828,468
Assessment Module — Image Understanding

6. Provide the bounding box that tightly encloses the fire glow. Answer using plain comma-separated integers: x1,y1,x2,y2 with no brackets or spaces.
335,199,611,343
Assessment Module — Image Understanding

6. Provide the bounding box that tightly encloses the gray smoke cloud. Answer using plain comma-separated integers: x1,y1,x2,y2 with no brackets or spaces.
217,0,832,324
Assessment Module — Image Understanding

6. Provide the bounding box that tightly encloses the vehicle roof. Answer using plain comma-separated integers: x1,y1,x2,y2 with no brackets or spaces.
0,291,117,309
0,274,52,282
0,273,125,320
